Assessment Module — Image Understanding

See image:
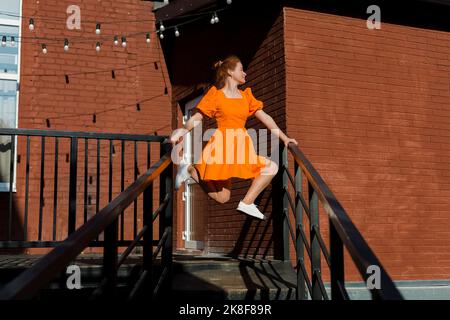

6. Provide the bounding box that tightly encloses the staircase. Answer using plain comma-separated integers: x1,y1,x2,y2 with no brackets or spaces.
172,252,297,301
0,128,403,300
0,252,296,301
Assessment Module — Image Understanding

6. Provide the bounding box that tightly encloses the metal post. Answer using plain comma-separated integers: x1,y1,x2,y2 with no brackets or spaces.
309,181,322,300
159,142,173,298
103,217,118,298
330,220,345,300
281,144,290,261
143,179,153,296
68,137,78,235
294,162,306,300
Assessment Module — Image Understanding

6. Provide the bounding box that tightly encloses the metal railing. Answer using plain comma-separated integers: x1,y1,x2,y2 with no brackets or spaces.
0,128,173,300
0,128,164,248
280,142,403,300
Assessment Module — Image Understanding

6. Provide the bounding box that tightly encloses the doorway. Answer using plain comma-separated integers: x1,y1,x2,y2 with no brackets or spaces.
181,95,206,250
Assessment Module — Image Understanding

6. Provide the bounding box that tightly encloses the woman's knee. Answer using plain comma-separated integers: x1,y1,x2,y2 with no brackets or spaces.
209,190,230,204
264,160,279,176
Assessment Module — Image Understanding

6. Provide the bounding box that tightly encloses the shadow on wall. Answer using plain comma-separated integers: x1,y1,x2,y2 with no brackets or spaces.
225,180,286,261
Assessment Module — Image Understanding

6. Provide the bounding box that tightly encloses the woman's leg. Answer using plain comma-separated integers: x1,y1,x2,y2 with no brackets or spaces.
188,165,231,204
242,158,279,205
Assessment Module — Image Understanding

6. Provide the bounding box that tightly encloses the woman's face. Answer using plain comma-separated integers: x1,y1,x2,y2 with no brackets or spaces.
229,62,247,85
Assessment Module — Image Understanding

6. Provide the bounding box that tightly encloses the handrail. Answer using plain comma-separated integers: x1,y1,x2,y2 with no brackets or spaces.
0,127,165,142
0,150,172,300
285,142,403,300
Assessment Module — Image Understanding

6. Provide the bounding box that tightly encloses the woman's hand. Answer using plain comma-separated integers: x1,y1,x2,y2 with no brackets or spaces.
283,137,298,147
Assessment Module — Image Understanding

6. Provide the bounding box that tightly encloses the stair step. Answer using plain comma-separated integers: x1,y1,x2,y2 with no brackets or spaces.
172,254,297,301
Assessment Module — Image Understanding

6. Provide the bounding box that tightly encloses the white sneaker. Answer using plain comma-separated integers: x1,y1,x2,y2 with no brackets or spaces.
175,161,191,190
236,201,267,220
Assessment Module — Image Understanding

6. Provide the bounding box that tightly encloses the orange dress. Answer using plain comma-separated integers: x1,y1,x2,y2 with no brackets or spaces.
193,85,267,181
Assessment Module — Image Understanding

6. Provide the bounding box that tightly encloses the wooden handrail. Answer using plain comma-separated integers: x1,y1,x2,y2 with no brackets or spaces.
0,151,172,300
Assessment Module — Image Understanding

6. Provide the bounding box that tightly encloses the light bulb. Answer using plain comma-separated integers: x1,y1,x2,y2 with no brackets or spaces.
121,36,127,47
210,15,215,24
10,36,15,46
64,39,69,51
159,32,164,39
95,23,101,35
114,36,119,45
174,28,180,37
42,44,47,54
2,36,6,47
29,18,34,31
96,42,101,52
146,33,151,43
159,21,165,32
227,0,232,4
214,14,219,23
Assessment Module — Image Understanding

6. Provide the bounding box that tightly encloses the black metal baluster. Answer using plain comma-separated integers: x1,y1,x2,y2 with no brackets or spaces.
8,135,15,241
38,136,45,241
143,141,153,297
120,140,125,242
109,140,113,203
159,142,173,297
147,142,151,170
53,137,59,241
143,177,153,298
309,181,322,300
103,216,118,298
24,136,30,241
84,139,88,224
96,139,101,241
281,144,290,261
330,220,345,300
295,161,307,300
68,137,78,235
134,141,138,239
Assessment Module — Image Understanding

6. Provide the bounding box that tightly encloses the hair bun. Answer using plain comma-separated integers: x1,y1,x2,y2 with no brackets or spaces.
213,60,223,69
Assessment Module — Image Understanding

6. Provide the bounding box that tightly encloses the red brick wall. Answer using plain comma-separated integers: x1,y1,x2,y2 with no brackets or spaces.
0,0,171,254
284,7,450,281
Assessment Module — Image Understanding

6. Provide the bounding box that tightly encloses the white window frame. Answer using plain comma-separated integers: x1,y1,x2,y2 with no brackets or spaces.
0,0,22,193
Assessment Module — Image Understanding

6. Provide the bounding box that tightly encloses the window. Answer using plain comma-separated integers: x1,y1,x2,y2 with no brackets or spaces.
0,0,21,192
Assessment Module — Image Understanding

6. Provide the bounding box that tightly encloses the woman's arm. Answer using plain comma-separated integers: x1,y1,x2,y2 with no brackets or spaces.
254,110,298,147
169,112,203,145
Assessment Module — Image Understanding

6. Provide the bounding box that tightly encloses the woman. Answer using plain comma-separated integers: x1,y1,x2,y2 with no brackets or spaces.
169,55,298,220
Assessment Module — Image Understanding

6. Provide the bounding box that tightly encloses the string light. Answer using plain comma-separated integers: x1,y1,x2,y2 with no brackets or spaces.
42,44,47,54
96,42,101,52
1,36,6,47
64,38,69,51
14,6,234,54
29,18,34,31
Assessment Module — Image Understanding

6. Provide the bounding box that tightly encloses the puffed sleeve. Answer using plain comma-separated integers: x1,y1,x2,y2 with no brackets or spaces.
195,86,218,118
244,87,263,116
